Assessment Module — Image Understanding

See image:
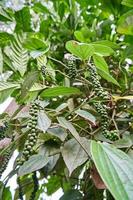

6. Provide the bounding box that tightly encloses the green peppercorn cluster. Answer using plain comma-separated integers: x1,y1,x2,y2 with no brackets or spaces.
94,102,118,141
29,172,39,200
17,102,39,165
65,53,77,79
41,65,46,78
87,63,109,100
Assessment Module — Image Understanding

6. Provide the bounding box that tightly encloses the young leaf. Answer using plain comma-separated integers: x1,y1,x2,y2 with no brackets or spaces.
61,138,89,175
66,40,94,60
40,86,81,97
91,141,133,200
93,54,109,73
18,154,49,176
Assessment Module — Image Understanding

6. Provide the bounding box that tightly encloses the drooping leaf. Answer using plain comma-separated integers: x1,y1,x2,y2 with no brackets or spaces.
40,86,81,97
60,189,83,200
97,69,120,86
91,141,133,200
57,117,91,157
37,110,51,132
117,10,133,35
18,154,49,176
66,40,94,60
75,109,96,125
61,138,89,175
93,54,109,73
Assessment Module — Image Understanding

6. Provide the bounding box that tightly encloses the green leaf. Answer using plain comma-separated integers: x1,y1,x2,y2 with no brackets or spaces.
18,154,49,176
65,40,94,60
97,69,120,86
91,141,133,200
61,138,89,175
40,86,81,97
92,40,118,49
92,44,114,56
0,32,13,47
121,0,133,7
10,34,29,76
37,110,51,132
117,10,133,35
15,7,31,32
60,189,83,200
0,6,13,21
2,187,12,200
93,54,109,73
75,109,96,125
21,71,39,99
0,48,3,73
45,175,61,195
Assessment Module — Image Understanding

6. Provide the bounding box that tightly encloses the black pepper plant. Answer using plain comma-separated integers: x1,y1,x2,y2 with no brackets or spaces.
0,0,133,200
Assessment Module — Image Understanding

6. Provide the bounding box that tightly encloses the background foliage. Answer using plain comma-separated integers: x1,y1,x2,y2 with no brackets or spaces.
0,0,133,199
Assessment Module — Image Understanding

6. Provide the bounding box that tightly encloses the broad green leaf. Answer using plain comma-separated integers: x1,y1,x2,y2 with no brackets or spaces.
93,54,109,73
41,86,81,97
117,10,133,35
92,44,114,56
75,109,96,125
15,7,31,32
57,117,91,157
37,110,51,132
91,141,133,200
47,127,67,141
10,34,29,76
121,0,133,7
61,138,89,175
97,69,120,86
0,48,3,73
0,82,20,92
18,154,49,176
60,189,83,200
113,95,133,101
65,40,94,60
92,40,118,49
